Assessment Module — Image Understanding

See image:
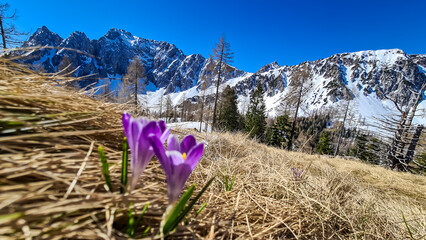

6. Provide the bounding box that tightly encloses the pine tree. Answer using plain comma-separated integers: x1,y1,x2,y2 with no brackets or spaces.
366,137,381,165
316,131,333,155
211,34,233,130
218,85,240,131
267,114,292,148
348,133,382,164
353,133,368,159
245,83,267,141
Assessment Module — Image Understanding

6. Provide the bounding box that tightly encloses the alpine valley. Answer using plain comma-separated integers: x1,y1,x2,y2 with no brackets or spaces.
20,26,426,125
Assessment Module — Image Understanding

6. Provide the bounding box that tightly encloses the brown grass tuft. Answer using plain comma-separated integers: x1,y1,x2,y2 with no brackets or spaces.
0,58,425,239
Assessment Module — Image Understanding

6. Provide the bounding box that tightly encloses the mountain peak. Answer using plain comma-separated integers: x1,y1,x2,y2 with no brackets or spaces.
36,26,51,34
105,28,133,40
257,61,281,73
23,26,63,47
69,31,88,38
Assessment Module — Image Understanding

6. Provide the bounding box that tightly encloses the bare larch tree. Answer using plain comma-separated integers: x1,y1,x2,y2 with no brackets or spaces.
0,3,27,51
124,56,146,113
198,71,211,131
286,62,312,150
334,99,353,156
385,82,426,171
211,34,233,130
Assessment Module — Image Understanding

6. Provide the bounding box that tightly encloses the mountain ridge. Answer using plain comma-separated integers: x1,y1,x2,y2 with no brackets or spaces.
21,26,244,92
20,27,426,125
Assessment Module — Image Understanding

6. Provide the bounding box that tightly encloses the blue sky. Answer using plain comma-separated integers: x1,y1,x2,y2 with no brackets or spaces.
9,0,426,72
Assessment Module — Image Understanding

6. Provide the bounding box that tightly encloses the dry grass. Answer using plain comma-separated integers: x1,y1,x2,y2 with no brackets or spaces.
1,58,425,239
191,131,426,239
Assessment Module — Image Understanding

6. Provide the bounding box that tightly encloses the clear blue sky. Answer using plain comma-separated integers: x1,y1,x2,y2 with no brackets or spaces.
9,0,426,72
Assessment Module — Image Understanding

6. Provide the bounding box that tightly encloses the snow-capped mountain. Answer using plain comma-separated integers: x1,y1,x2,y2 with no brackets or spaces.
20,27,425,125
235,49,425,104
146,49,425,126
20,26,244,92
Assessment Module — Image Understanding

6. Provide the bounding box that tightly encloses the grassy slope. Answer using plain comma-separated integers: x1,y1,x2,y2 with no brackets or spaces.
0,59,425,239
191,131,425,239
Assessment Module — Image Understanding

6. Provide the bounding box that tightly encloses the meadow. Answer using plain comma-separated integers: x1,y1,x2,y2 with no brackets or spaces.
0,59,425,239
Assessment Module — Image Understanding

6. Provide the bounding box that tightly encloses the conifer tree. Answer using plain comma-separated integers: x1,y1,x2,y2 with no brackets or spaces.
316,131,333,155
267,114,291,148
349,134,382,164
218,85,240,131
245,83,267,141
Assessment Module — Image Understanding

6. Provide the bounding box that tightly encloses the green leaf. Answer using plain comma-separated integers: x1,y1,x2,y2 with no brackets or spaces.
0,212,23,225
98,146,113,192
402,213,414,240
195,203,207,217
142,226,151,238
127,203,135,237
162,185,195,235
134,202,150,232
127,202,150,237
121,137,129,194
228,176,236,191
168,176,215,233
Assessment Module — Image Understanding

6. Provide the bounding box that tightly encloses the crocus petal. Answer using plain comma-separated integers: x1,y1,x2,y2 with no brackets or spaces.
130,147,155,190
166,150,185,170
185,143,204,171
180,135,197,154
135,137,155,172
168,163,192,203
160,127,170,143
158,120,167,133
122,112,135,149
141,121,161,139
167,135,180,152
149,135,171,177
122,112,132,133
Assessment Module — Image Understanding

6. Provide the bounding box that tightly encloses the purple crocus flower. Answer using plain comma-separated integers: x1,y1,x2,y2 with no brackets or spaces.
291,167,303,181
122,112,170,190
149,134,204,203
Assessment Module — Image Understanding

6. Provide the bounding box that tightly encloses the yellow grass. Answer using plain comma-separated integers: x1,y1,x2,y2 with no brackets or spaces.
0,58,425,239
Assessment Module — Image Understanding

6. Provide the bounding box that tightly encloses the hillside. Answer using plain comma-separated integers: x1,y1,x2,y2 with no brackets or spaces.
0,59,425,239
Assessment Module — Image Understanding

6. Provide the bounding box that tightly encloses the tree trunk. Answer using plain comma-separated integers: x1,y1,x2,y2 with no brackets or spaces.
212,47,224,130
0,16,7,51
404,124,423,165
389,83,425,170
199,95,205,132
395,83,426,161
287,82,303,151
159,91,163,119
334,101,350,156
206,105,211,132
134,79,138,113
